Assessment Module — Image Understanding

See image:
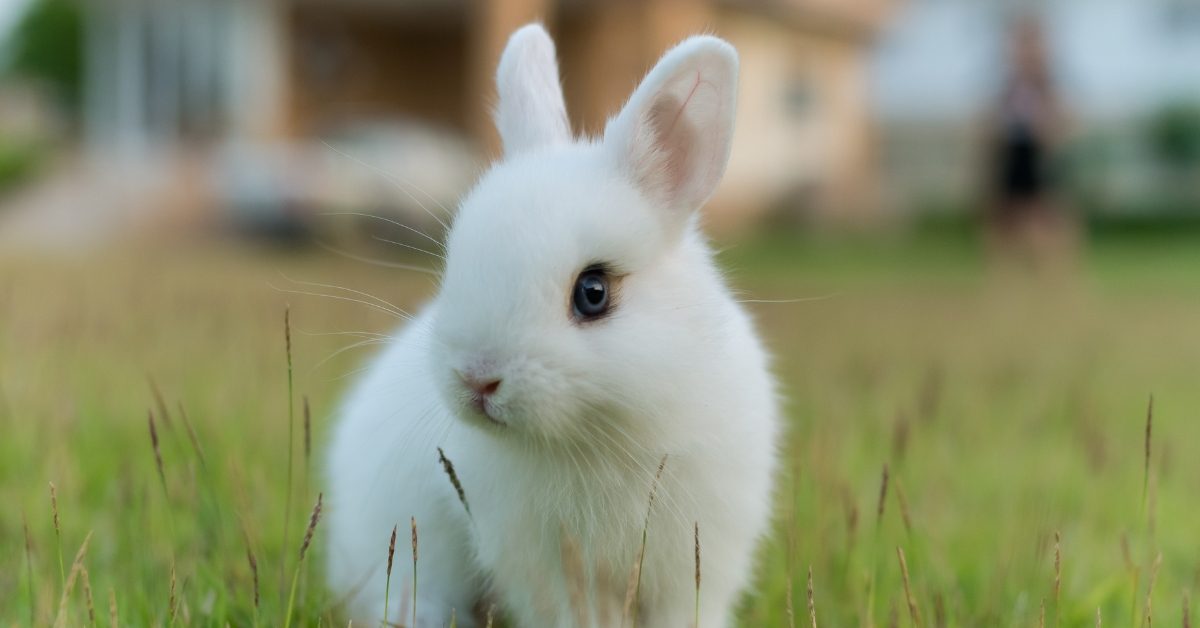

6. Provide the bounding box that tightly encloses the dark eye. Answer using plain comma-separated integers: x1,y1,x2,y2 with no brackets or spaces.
572,269,610,320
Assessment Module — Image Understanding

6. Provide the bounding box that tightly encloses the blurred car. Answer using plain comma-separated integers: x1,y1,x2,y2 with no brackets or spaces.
214,119,479,245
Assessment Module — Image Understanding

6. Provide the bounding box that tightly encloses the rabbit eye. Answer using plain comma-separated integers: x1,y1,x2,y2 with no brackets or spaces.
572,268,610,320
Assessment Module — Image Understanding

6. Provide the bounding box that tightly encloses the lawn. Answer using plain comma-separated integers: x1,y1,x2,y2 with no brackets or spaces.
1,231,1198,626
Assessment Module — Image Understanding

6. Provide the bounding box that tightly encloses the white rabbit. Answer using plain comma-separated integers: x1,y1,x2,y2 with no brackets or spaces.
326,23,779,628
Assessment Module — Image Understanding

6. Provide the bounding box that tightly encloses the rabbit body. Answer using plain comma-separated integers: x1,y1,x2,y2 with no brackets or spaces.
326,24,779,628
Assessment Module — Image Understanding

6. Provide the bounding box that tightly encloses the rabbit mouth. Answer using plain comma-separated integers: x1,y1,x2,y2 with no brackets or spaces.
468,394,507,427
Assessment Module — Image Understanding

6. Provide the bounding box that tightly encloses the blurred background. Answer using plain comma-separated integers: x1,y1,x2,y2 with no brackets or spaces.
3,0,1200,625
1,0,1195,246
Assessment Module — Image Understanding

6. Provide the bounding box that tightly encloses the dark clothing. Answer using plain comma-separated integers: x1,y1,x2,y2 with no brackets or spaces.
993,78,1054,209
996,124,1047,202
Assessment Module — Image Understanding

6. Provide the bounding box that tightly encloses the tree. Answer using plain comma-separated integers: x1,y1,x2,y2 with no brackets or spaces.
4,0,83,113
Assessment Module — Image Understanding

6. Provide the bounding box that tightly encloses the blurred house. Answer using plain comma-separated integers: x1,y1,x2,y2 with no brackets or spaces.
53,0,897,244
871,0,1200,214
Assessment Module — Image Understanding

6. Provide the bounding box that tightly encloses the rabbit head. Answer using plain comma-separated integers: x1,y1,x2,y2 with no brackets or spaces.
430,24,740,443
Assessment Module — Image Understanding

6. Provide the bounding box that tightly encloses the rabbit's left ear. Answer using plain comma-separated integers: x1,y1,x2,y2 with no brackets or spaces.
604,36,738,217
494,23,572,156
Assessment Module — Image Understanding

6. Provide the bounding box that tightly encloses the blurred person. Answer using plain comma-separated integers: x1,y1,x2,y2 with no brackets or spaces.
987,15,1074,267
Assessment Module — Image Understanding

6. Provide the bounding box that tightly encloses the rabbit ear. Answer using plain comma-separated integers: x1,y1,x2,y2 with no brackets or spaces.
494,23,572,156
604,36,738,218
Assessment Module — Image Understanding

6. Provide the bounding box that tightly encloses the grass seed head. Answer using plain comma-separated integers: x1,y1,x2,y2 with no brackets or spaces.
786,576,795,628
897,547,921,627
148,410,166,488
284,306,292,363
168,564,177,625
877,464,890,526
22,510,34,624
81,566,95,627
437,447,470,516
410,516,418,563
842,487,859,545
1053,531,1061,605
53,530,93,628
411,515,419,628
1144,395,1153,484
49,482,60,535
23,509,33,554
304,396,312,460
300,493,323,561
648,454,668,512
245,547,259,609
387,524,397,576
694,522,702,628
807,565,817,628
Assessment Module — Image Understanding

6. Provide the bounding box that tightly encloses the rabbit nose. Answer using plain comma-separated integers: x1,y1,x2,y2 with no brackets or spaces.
460,373,502,398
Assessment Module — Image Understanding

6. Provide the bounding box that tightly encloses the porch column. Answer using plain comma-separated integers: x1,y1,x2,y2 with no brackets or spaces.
225,0,290,142
113,0,149,158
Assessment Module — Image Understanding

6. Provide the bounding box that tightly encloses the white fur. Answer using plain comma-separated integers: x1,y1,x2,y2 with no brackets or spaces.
326,24,779,628
495,24,572,156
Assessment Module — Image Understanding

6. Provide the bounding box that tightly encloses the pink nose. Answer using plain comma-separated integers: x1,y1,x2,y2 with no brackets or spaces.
462,375,501,398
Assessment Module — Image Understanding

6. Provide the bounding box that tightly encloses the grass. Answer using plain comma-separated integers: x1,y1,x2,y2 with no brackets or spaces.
1,232,1200,626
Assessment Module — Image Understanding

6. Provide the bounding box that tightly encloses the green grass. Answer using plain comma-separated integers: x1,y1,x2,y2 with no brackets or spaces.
1,233,1198,626
0,140,47,196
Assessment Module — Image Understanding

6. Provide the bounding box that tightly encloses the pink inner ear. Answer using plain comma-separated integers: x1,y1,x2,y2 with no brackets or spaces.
635,70,721,209
646,94,696,194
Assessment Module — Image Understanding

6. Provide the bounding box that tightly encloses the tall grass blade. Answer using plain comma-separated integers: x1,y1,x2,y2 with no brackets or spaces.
284,493,323,628
51,530,92,628
247,545,260,628
80,566,95,627
282,306,297,591
412,516,419,628
808,565,818,628
624,455,668,628
23,511,35,625
1054,531,1062,628
384,525,397,627
897,547,921,627
49,482,64,594
694,522,701,628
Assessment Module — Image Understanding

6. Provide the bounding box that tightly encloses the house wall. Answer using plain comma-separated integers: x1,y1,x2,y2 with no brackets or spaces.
556,2,880,225
286,4,469,137
78,0,886,226
557,0,713,136
714,11,878,224
82,0,291,153
466,0,554,156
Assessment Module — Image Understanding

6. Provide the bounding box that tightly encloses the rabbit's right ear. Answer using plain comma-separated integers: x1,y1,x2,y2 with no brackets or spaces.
494,24,571,156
